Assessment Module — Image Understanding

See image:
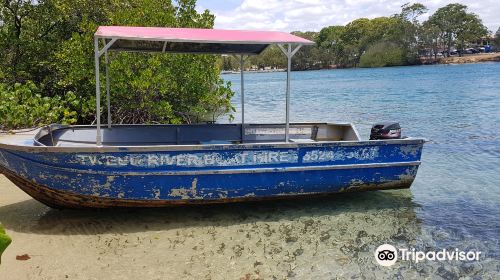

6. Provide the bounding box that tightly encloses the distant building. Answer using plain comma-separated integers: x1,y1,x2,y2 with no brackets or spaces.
472,35,494,46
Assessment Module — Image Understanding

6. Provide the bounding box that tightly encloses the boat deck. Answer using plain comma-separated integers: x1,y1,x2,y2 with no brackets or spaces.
34,123,361,147
0,130,38,146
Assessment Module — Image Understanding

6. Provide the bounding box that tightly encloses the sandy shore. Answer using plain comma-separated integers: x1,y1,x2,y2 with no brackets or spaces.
0,175,414,280
0,174,497,279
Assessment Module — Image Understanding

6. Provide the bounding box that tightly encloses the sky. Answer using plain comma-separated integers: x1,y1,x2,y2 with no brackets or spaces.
196,0,500,33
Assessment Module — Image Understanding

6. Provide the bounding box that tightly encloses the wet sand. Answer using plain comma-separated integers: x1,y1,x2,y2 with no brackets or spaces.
0,174,497,279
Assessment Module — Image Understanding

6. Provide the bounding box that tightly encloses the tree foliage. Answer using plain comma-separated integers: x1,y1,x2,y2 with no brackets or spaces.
219,2,490,71
0,1,493,130
425,3,487,56
359,42,407,68
0,223,11,264
0,82,79,130
316,16,411,67
0,0,234,129
317,25,347,67
494,27,500,50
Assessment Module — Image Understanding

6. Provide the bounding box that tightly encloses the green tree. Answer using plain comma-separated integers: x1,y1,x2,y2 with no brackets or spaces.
290,31,319,70
359,42,407,67
318,16,412,67
341,18,371,65
0,82,78,129
494,27,500,50
220,56,236,71
0,0,234,128
455,14,488,54
426,3,487,56
421,20,444,60
316,25,347,67
0,223,11,264
398,3,428,62
249,45,286,70
400,2,427,23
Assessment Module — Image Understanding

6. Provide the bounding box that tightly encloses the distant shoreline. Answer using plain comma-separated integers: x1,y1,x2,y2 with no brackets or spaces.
221,53,500,74
425,52,500,65
221,69,286,74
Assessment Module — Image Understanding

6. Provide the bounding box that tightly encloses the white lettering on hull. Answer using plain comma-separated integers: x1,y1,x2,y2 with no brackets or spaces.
245,127,311,135
74,150,299,168
303,147,379,163
72,147,380,168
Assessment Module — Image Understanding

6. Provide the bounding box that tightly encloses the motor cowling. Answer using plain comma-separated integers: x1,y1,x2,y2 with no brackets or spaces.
370,122,401,140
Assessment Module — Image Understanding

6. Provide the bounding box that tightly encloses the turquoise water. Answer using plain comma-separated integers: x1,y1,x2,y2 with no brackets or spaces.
0,63,498,279
223,63,500,261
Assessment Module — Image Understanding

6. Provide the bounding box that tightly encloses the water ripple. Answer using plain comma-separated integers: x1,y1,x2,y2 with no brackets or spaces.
222,63,500,261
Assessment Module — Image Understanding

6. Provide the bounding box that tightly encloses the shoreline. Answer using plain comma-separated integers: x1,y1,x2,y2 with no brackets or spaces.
1,62,499,279
421,52,500,65
221,53,500,74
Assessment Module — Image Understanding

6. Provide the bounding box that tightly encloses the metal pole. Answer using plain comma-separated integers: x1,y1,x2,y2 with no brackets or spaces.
94,37,102,146
105,51,111,128
240,55,245,143
285,44,291,142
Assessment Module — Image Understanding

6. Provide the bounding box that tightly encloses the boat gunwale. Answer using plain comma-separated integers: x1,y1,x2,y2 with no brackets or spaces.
0,137,426,153
0,123,426,153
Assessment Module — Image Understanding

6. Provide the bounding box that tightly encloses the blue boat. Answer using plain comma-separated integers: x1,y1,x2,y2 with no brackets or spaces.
0,26,424,208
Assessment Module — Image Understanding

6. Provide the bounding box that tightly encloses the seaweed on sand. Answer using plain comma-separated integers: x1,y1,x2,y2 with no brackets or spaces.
0,223,11,264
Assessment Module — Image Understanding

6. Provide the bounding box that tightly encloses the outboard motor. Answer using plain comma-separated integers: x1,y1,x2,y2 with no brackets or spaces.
370,122,401,140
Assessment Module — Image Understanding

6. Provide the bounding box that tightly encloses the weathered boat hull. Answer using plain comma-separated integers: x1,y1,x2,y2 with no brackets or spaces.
0,140,423,208
0,164,417,208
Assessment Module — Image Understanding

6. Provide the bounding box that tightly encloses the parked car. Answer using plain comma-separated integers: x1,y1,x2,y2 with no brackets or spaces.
465,48,478,54
441,50,458,56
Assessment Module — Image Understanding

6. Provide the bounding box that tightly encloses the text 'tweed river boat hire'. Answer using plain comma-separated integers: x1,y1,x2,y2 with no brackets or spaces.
0,26,425,208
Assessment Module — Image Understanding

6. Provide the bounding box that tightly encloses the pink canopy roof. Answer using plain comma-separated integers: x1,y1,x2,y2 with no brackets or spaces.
96,26,314,44
95,26,314,54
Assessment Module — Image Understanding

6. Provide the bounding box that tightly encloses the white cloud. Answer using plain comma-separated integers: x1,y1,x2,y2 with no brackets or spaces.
207,0,500,33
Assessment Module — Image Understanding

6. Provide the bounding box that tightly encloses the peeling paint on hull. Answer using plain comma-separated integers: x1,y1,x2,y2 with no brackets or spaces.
0,141,424,209
0,164,416,209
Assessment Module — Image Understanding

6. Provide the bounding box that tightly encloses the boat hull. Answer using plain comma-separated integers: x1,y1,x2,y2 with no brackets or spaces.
0,140,423,208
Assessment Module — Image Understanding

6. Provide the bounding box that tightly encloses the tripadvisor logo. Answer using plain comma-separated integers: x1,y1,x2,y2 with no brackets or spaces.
375,244,481,267
375,244,398,266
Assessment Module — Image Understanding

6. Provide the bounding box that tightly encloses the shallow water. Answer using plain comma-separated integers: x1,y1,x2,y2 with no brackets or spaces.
0,63,499,279
222,63,500,274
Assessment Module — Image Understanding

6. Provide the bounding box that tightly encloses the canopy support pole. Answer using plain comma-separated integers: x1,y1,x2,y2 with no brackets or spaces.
105,51,111,129
98,38,117,57
94,37,117,146
278,44,302,142
240,55,246,143
94,37,102,146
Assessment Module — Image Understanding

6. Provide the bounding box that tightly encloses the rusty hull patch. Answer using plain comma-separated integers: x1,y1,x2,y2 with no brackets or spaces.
168,178,201,199
0,165,414,209
398,144,421,159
